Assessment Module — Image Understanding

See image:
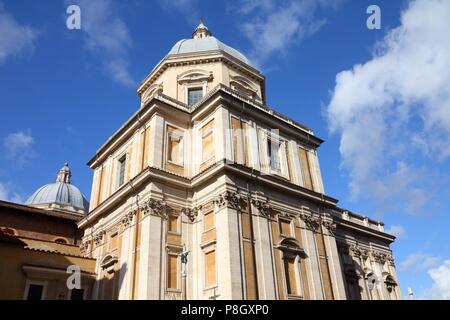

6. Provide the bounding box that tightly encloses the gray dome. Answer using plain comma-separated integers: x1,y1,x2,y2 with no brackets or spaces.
26,163,89,214
166,22,254,68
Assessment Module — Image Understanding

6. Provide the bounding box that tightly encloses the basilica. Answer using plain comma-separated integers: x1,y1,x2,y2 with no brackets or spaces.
0,22,401,300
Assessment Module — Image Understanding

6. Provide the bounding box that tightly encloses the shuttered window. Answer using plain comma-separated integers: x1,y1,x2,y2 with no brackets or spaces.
205,250,216,287
284,257,298,296
167,125,183,166
167,254,178,289
299,147,313,190
231,116,249,165
203,211,215,231
201,120,214,163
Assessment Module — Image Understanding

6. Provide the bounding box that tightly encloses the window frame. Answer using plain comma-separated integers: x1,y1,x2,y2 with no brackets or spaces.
165,124,185,167
200,118,215,165
116,154,127,188
23,280,47,300
187,86,204,106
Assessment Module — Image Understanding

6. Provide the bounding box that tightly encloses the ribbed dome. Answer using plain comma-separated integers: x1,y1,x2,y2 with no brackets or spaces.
166,22,254,68
26,163,89,214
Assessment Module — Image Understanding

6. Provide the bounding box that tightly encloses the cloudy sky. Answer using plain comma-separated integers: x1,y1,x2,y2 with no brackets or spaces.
1,0,449,299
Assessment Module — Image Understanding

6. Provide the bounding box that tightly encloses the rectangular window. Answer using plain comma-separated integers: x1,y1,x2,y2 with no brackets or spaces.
284,257,298,296
188,87,203,106
167,126,183,165
167,254,178,290
117,155,127,187
203,211,215,231
201,120,214,163
280,219,292,237
25,283,44,300
70,289,85,300
299,147,313,190
168,214,179,233
267,138,281,172
205,250,216,287
231,116,249,165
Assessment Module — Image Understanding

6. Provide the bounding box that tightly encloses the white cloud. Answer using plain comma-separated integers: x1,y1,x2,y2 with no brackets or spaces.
3,130,36,167
326,0,450,213
234,0,341,66
386,224,406,238
422,260,450,300
69,0,134,86
0,182,22,203
0,2,37,64
400,253,440,271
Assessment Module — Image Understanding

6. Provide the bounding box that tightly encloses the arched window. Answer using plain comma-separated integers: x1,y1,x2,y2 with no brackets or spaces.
54,238,68,244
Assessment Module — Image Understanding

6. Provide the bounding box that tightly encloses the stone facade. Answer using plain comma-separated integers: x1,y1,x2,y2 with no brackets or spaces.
78,23,402,300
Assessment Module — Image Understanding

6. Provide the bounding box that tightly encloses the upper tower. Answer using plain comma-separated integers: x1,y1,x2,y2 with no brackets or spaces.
137,21,265,107
26,163,89,215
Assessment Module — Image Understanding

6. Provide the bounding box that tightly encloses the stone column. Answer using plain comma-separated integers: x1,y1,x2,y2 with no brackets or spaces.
214,191,244,299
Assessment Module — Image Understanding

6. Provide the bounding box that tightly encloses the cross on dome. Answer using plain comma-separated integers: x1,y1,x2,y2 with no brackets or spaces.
192,19,212,39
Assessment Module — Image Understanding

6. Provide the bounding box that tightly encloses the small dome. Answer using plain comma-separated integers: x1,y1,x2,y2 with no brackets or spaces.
26,163,89,215
166,21,254,68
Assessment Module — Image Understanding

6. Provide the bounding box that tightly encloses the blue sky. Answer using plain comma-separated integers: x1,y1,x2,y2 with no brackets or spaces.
1,0,449,299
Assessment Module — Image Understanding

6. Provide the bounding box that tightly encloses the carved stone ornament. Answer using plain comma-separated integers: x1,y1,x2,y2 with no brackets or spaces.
213,191,242,210
322,219,337,235
300,212,321,231
371,250,388,264
122,211,135,228
140,198,166,218
80,241,89,255
251,198,272,218
93,232,104,246
182,205,202,222
349,244,369,259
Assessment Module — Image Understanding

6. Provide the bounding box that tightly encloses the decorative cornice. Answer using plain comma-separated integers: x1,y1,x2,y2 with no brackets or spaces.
251,198,272,218
213,190,242,211
182,205,202,223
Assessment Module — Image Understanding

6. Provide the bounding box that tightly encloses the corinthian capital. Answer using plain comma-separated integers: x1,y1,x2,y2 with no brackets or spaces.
214,190,242,210
141,198,166,218
251,198,272,218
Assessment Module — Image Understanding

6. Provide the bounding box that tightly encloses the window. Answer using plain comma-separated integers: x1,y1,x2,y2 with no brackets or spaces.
54,238,67,244
167,126,183,166
168,214,179,233
279,219,292,237
284,256,299,296
267,138,281,172
231,116,249,165
117,155,126,187
205,250,216,287
201,120,214,163
70,289,85,300
24,282,46,300
203,211,215,231
299,147,313,190
167,254,178,290
188,87,203,106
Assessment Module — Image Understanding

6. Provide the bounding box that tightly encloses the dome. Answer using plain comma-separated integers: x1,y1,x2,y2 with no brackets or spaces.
26,163,89,215
166,21,254,68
